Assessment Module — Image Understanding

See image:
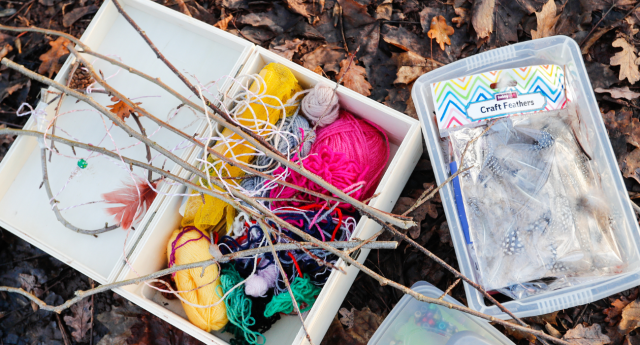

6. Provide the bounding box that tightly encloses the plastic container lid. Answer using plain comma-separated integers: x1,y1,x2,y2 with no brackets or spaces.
368,281,514,345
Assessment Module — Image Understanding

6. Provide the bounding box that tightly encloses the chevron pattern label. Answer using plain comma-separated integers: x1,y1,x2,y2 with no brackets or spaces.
431,65,567,136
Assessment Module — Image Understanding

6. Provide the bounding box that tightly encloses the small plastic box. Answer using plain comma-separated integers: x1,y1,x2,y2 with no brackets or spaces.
368,281,514,345
412,36,640,319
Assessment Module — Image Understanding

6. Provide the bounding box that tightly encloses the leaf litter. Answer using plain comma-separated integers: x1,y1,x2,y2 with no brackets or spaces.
3,0,640,344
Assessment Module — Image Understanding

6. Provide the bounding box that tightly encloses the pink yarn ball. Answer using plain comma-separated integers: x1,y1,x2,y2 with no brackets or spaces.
269,145,367,211
312,110,389,199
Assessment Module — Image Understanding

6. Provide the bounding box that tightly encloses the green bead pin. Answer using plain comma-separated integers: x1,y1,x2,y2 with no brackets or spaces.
77,158,88,169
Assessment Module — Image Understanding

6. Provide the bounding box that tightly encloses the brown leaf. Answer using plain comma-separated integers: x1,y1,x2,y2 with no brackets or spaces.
63,299,93,343
503,319,537,343
312,66,324,75
525,310,559,326
375,0,393,20
38,37,70,78
18,273,36,292
127,313,201,345
301,45,345,74
531,0,559,39
602,108,640,147
269,38,304,60
621,300,640,334
471,0,495,39
595,86,640,100
438,221,452,246
586,61,619,89
611,37,640,85
452,7,469,28
546,322,562,338
563,324,610,345
348,307,384,343
391,51,436,84
321,316,365,345
382,24,426,57
622,148,640,184
336,59,372,96
338,307,354,328
284,0,323,19
605,299,630,326
62,5,98,27
214,13,233,31
427,15,454,51
107,96,141,121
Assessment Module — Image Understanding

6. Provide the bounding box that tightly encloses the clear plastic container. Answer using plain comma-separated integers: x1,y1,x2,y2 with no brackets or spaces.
412,36,640,319
368,281,514,345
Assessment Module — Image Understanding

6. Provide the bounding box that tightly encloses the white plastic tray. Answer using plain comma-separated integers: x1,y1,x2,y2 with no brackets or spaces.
0,0,252,284
412,36,640,319
115,46,423,345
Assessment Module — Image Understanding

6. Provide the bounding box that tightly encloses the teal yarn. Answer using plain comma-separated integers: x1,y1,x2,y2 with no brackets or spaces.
264,274,322,318
221,265,265,345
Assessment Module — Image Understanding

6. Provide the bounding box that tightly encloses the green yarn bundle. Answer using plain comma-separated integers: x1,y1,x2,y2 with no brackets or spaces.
264,274,321,318
221,265,265,345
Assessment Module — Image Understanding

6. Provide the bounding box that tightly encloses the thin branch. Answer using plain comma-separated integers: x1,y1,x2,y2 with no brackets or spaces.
0,239,396,313
346,228,384,255
438,278,460,300
40,148,119,235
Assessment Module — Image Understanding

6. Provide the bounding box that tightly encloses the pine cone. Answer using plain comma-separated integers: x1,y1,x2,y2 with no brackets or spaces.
68,64,94,90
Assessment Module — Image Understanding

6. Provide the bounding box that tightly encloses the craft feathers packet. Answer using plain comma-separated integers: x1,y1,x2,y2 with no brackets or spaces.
431,65,626,298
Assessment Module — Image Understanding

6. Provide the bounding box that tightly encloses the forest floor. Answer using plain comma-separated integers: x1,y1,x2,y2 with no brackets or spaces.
1,0,640,344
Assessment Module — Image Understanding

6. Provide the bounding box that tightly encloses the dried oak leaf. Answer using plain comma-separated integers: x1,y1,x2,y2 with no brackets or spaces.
382,24,427,57
471,0,495,39
611,37,640,85
284,0,323,19
621,300,640,334
531,0,559,39
38,37,70,78
391,51,437,84
375,0,393,20
605,298,630,326
336,58,372,96
348,307,384,343
107,96,141,121
595,86,640,100
214,13,233,31
338,307,354,328
563,324,610,345
602,108,640,147
622,148,640,185
63,299,92,342
524,310,559,326
452,7,469,28
301,45,345,74
62,5,98,27
269,38,304,60
427,15,455,51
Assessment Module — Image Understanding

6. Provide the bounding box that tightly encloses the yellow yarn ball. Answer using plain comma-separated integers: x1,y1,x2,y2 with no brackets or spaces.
167,228,228,332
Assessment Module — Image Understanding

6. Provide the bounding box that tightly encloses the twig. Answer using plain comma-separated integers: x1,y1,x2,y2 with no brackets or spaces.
338,3,349,54
402,166,471,217
130,113,153,181
259,218,315,345
438,278,460,300
401,184,435,216
579,4,616,47
56,313,72,345
89,279,94,345
40,148,119,235
346,228,384,255
3,0,33,23
49,61,78,161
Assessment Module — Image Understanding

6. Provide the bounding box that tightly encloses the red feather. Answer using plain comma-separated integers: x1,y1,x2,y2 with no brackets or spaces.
102,178,158,230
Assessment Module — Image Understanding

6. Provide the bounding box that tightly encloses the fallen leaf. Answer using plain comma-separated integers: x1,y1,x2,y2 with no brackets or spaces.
375,0,393,20
336,58,372,96
384,83,412,115
452,7,469,28
438,221,453,246
611,37,640,85
301,45,345,74
338,307,354,328
471,0,495,39
605,299,630,326
127,313,201,345
312,66,324,75
391,51,436,84
237,13,283,34
382,24,427,57
525,310,559,326
321,316,364,345
18,273,36,292
427,15,454,51
622,148,640,184
214,13,233,31
503,319,537,343
269,38,304,60
62,5,98,27
215,0,247,10
602,108,640,148
348,307,384,343
63,299,92,342
284,0,323,19
563,324,610,345
595,86,640,100
546,322,563,338
107,96,141,122
531,0,559,39
38,37,70,78
240,26,275,44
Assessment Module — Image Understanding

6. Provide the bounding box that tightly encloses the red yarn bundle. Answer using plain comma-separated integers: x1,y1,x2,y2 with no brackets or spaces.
312,110,389,199
268,110,389,211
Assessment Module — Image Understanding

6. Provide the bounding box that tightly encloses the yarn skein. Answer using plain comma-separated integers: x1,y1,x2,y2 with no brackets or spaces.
263,274,321,317
221,265,265,345
245,263,279,298
268,145,367,211
301,82,339,127
312,110,389,198
167,227,228,332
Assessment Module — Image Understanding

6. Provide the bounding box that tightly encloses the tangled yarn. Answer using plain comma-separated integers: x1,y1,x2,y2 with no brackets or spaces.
313,110,389,198
245,263,279,298
221,265,265,345
264,274,322,317
269,145,367,211
240,115,315,199
167,227,228,332
301,82,339,127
